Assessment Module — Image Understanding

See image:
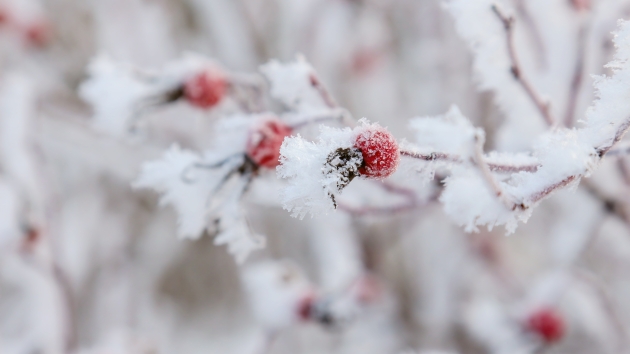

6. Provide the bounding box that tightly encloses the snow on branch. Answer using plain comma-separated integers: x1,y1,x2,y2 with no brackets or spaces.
260,56,334,113
80,54,228,137
444,0,553,150
278,119,399,219
133,114,276,262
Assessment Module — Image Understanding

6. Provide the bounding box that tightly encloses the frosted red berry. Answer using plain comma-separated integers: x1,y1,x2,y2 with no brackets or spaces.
184,68,227,109
353,126,399,178
246,118,292,169
526,308,565,343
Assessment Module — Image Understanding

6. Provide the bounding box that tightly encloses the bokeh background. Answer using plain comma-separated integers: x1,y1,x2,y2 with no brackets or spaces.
2,0,630,353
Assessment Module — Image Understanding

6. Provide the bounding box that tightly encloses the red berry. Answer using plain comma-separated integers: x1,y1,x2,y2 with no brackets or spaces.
353,126,399,178
296,294,315,321
526,308,565,343
246,118,292,168
184,68,227,109
24,21,51,47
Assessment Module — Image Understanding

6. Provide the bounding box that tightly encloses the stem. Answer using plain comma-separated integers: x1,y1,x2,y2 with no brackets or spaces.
400,149,539,173
309,71,338,109
289,109,347,130
516,119,630,209
473,132,515,210
400,150,462,163
492,5,556,126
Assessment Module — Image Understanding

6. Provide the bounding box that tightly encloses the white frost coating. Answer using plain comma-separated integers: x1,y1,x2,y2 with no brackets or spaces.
409,106,480,158
80,56,157,136
134,145,264,262
80,53,224,137
260,57,329,113
241,261,313,329
278,127,354,218
439,125,593,233
279,119,389,219
484,151,539,170
209,174,266,264
134,113,273,262
134,145,226,238
433,21,630,233
444,0,548,151
580,20,630,149
508,129,596,205
441,166,530,233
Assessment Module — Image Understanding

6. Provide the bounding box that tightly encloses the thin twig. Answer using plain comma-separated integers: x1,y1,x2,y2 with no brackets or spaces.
399,149,462,163
492,4,556,126
400,149,540,173
289,109,347,130
473,132,515,210
309,72,338,109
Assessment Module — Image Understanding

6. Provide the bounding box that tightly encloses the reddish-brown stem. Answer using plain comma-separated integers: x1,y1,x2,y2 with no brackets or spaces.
400,149,540,173
492,5,555,127
516,119,630,209
309,73,338,109
515,0,547,69
400,150,462,163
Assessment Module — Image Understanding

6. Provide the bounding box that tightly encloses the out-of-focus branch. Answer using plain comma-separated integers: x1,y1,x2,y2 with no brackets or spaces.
338,181,435,217
492,5,556,127
573,271,629,352
565,24,589,127
581,179,630,223
514,0,547,69
473,132,515,210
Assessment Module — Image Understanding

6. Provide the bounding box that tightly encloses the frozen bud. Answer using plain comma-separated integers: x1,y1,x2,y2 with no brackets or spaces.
526,308,565,344
354,126,400,178
246,117,292,168
323,147,363,192
278,119,398,218
184,67,227,109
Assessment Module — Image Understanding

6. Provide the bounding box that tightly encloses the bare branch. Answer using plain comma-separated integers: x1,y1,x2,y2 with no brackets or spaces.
492,4,556,126
400,149,540,173
399,149,462,163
